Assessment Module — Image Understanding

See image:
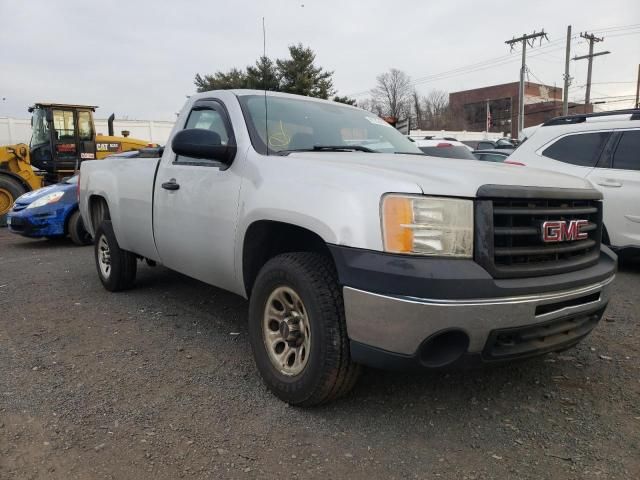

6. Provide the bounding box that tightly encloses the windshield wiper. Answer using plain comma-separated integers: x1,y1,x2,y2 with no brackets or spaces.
276,145,378,155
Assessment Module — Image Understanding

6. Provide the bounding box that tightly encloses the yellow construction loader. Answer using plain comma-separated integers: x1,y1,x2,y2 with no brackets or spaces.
0,103,151,223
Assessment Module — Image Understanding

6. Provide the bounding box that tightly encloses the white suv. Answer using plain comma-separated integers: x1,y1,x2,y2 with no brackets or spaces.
513,109,640,252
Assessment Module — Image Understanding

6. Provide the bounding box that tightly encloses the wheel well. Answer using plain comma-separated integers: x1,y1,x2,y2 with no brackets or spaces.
88,196,111,232
242,220,333,296
63,207,79,235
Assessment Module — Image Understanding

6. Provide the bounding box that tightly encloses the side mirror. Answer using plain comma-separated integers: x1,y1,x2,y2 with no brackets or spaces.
171,128,236,164
45,109,53,122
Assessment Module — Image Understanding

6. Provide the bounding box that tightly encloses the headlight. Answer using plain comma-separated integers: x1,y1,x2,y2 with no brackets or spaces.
381,194,474,257
26,191,65,209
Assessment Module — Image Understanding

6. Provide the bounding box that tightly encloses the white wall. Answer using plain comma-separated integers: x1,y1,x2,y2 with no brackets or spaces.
0,118,32,146
0,117,175,146
94,119,175,145
409,129,507,141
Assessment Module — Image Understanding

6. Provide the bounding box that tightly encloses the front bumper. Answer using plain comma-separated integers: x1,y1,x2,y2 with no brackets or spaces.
330,246,617,368
7,206,70,237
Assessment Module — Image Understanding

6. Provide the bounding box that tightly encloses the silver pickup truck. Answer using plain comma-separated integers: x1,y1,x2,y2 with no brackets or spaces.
79,90,616,405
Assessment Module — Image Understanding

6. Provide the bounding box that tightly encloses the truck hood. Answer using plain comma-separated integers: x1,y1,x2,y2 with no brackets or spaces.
283,151,595,197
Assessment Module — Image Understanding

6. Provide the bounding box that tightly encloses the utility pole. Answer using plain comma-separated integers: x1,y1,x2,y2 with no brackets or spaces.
505,30,548,137
635,64,639,108
573,32,610,113
562,25,572,115
486,99,491,132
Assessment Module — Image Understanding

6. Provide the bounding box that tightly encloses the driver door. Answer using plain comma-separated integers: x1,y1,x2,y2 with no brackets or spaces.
152,99,242,292
52,109,79,174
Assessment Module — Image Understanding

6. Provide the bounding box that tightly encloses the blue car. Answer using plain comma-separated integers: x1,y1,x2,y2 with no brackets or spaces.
7,175,92,245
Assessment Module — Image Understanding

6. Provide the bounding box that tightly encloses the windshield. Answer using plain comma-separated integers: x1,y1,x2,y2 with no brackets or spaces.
30,108,50,147
238,94,423,155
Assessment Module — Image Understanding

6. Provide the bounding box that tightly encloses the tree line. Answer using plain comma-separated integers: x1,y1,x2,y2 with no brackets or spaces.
194,43,355,105
194,45,454,128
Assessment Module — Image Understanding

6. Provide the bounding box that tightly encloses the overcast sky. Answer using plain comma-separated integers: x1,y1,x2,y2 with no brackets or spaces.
1,0,638,120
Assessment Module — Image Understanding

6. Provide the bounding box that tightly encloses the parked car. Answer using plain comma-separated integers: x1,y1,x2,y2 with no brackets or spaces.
463,138,517,151
414,139,477,159
79,90,616,405
509,109,640,253
7,175,92,245
473,148,515,163
462,140,499,150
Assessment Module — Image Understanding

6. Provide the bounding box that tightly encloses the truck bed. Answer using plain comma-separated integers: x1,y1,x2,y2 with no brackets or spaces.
79,154,162,261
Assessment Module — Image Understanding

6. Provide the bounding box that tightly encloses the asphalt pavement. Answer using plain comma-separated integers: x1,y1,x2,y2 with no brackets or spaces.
1,229,638,479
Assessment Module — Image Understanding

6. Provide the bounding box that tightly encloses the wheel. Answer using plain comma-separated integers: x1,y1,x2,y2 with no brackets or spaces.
248,252,361,406
68,210,92,245
94,220,137,291
0,176,28,227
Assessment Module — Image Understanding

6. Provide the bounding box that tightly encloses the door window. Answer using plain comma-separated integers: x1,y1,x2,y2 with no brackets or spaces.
542,132,611,167
175,107,231,164
53,110,76,141
78,111,94,141
612,130,640,171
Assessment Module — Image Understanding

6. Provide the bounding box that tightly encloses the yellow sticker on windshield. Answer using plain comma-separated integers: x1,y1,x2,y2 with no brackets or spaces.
268,121,291,148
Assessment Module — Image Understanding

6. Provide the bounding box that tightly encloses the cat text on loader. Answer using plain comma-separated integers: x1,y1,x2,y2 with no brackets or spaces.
0,103,151,224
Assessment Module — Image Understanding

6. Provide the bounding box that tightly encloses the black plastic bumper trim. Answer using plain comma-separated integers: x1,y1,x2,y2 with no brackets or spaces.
328,245,617,301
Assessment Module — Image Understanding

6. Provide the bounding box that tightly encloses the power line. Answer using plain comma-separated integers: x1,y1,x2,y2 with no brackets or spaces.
347,36,570,97
527,67,549,86
574,81,635,87
348,23,636,99
590,23,640,33
604,30,640,39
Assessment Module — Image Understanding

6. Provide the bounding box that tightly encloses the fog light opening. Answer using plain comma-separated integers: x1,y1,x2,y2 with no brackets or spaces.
419,330,469,368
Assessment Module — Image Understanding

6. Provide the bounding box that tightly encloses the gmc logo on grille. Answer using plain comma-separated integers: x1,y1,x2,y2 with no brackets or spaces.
541,220,589,243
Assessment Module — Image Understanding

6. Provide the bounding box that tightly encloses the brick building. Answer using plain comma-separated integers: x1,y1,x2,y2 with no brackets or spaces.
449,82,591,138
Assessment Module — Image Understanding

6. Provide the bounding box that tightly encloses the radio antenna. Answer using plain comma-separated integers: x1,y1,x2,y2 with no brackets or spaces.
262,17,269,156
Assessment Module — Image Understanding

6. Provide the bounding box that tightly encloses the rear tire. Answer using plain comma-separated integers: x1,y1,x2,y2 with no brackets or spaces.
68,210,92,246
248,252,361,406
0,176,28,227
94,220,137,291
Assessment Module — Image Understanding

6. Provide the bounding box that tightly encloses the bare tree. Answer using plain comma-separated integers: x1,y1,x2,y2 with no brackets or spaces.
371,69,413,120
358,97,384,116
422,89,450,129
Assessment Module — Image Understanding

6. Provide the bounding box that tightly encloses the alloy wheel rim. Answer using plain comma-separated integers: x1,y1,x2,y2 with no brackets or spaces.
0,188,13,216
98,235,111,278
262,286,311,376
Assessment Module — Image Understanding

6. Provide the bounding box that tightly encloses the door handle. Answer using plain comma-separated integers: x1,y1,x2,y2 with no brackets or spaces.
595,179,622,188
161,179,180,191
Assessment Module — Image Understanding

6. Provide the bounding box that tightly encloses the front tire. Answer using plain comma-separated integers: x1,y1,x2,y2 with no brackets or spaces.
248,252,360,406
94,220,137,291
68,210,92,246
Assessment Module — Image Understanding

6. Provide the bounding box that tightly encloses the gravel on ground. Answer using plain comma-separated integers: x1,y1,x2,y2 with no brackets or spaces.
1,230,638,479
